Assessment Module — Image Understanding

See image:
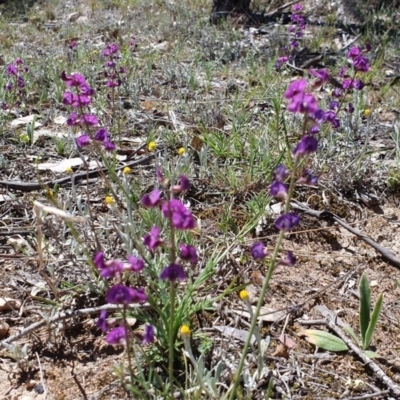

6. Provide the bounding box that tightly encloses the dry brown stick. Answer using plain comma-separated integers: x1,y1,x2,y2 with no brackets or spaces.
0,303,148,349
291,200,400,269
298,318,400,396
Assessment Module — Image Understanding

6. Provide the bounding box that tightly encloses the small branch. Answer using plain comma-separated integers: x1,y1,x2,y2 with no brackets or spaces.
0,303,148,349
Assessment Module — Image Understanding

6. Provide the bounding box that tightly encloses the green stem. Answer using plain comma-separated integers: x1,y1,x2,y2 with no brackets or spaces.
168,282,176,396
122,305,134,388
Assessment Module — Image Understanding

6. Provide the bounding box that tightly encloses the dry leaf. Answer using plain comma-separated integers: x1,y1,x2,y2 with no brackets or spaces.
0,297,21,311
279,333,296,349
0,320,9,338
271,343,290,358
11,114,42,127
214,325,256,345
190,135,203,151
36,158,97,172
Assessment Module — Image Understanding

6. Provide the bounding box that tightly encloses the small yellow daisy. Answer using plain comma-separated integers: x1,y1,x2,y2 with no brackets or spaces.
239,290,249,301
180,325,191,336
363,109,371,117
65,166,73,173
47,189,54,198
123,166,132,174
148,141,157,152
105,196,115,204
177,147,185,156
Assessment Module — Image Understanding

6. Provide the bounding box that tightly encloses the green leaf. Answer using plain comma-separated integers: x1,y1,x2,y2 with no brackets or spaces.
359,273,371,344
343,325,360,345
301,330,348,352
363,293,384,350
364,350,379,358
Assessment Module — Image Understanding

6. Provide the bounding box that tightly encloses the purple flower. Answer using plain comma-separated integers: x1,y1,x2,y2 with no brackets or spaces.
143,226,163,250
332,88,342,97
342,78,353,90
94,252,105,269
297,169,318,185
6,63,17,76
143,325,155,344
17,76,25,89
97,310,108,332
339,66,347,78
67,112,79,126
270,181,288,199
310,68,329,86
347,47,361,59
103,43,119,57
127,255,145,272
278,251,296,267
100,260,124,278
275,212,300,231
79,83,95,96
329,101,339,110
61,71,87,87
76,134,91,147
94,128,109,141
103,140,116,151
365,43,371,52
4,83,12,91
288,93,319,114
156,168,165,185
161,199,196,230
15,57,23,65
273,164,289,181
179,244,198,264
141,189,162,208
106,285,147,304
172,175,190,193
251,242,267,260
284,79,307,99
81,114,99,126
106,326,127,345
293,136,318,157
324,110,340,128
309,125,320,135
62,91,74,106
293,4,303,12
347,103,355,114
353,79,364,90
160,263,187,282
353,56,369,72
314,109,326,123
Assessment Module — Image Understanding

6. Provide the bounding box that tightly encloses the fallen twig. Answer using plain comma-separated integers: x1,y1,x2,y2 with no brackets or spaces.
291,200,400,269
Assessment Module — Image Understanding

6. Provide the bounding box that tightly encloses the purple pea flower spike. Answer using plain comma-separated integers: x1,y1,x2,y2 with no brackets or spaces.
275,212,300,232
106,326,127,345
251,242,267,260
160,263,187,282
161,199,196,230
143,325,155,344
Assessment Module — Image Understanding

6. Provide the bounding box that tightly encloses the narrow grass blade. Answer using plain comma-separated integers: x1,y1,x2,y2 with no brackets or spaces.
363,293,384,350
301,329,348,352
359,273,371,345
343,325,360,345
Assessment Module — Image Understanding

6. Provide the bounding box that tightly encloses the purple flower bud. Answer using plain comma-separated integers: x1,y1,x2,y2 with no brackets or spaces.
106,326,127,345
103,140,116,151
94,128,109,141
270,181,288,199
251,242,267,260
324,111,340,128
273,164,289,182
365,43,371,52
161,199,196,230
76,134,91,147
275,212,300,231
329,101,339,110
293,136,318,157
353,79,364,90
172,175,190,193
5,83,12,91
61,71,87,87
339,66,347,78
94,252,105,269
342,78,353,90
67,112,79,126
297,169,318,185
141,189,162,208
97,310,108,333
62,91,74,106
288,93,319,114
347,103,354,114
127,256,145,272
6,63,17,76
310,68,329,86
99,260,124,278
160,263,187,282
106,285,147,304
278,251,296,267
15,58,24,65
309,125,320,135
143,226,163,250
179,244,198,264
347,47,361,59
143,325,155,344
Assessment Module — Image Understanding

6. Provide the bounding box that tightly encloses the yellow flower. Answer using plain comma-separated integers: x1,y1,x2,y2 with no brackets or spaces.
148,141,157,152
363,109,371,117
177,147,185,155
47,189,54,198
180,325,191,336
105,196,114,204
123,166,131,174
92,50,98,55
65,166,73,173
239,290,249,301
